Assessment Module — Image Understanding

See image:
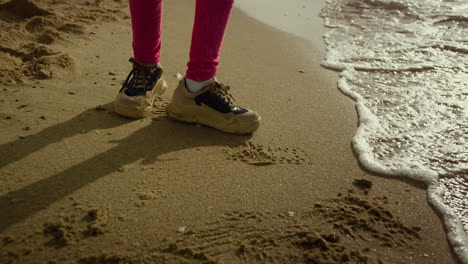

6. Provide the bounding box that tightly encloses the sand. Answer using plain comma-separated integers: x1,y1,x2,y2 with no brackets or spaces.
0,0,460,263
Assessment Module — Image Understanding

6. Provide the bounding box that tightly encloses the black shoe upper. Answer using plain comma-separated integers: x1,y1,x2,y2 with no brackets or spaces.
193,81,248,115
120,58,162,97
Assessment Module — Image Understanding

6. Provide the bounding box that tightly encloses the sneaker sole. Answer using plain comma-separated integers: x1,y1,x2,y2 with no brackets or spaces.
166,102,260,134
114,79,167,119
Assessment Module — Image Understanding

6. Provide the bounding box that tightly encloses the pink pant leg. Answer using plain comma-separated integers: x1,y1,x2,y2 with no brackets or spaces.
129,0,163,64
186,0,235,81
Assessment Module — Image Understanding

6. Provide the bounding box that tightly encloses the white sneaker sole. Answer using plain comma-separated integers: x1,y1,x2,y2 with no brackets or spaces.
166,102,260,134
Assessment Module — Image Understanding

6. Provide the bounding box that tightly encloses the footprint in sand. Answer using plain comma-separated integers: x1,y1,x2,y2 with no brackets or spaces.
157,210,369,263
313,193,422,247
224,142,308,166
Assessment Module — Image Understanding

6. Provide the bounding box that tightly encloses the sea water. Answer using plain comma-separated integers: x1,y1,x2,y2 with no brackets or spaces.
236,0,467,261
320,0,467,261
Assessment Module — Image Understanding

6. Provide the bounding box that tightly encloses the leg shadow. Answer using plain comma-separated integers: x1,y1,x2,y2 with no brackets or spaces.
0,107,250,232
0,103,127,169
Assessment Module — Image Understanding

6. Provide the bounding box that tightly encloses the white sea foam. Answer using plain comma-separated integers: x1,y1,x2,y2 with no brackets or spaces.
321,0,468,261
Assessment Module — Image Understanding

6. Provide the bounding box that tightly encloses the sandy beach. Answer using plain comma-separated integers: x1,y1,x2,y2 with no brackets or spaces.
0,0,460,263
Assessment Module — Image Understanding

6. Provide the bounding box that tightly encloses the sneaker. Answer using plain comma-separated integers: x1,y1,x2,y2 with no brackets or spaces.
166,78,260,134
113,58,167,118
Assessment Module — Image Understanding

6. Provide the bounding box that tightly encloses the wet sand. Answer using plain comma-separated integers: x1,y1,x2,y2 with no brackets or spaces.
0,0,459,263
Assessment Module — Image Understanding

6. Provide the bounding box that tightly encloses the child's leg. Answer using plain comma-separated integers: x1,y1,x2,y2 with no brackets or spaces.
167,0,260,134
186,0,235,82
129,0,163,64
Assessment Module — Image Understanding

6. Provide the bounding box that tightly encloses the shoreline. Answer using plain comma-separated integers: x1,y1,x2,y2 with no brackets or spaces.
0,0,459,263
236,0,468,262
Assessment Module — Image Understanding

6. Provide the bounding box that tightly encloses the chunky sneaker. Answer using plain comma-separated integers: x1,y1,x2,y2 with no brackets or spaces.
166,78,260,134
113,58,167,118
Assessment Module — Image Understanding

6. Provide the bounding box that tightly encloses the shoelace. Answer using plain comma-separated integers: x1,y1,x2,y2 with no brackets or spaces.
212,82,236,105
120,58,159,92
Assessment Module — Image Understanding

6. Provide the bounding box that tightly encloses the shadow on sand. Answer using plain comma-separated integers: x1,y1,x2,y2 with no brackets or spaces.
0,104,250,232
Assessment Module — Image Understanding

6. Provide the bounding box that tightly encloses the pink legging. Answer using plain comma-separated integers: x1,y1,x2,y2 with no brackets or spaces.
129,0,234,81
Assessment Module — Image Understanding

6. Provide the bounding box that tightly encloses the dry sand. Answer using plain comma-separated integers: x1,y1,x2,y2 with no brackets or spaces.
0,0,460,263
